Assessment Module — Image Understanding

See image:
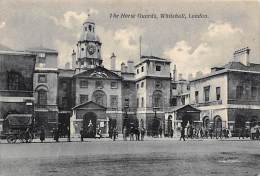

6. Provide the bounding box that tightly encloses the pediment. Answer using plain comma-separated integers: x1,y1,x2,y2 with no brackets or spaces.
72,101,106,110
74,66,122,80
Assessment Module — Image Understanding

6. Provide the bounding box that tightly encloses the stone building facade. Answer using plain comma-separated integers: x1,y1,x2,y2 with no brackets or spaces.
190,47,260,135
27,47,59,136
0,49,36,133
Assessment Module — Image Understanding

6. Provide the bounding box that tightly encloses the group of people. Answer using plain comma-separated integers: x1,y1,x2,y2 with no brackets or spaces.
122,126,145,141
179,126,233,141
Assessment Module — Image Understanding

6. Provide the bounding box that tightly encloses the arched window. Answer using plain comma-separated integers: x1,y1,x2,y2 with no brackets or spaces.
203,116,210,128
214,116,222,130
38,89,47,105
92,90,107,107
152,90,163,107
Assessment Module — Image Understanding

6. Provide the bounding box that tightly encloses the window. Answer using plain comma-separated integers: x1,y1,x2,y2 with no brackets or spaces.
137,69,139,74
96,80,103,89
62,81,67,90
236,85,243,99
38,74,47,83
216,87,221,100
80,94,88,104
62,97,68,108
181,96,185,105
38,90,47,105
251,86,257,98
137,98,139,107
123,82,130,89
141,97,144,107
92,90,106,107
80,80,88,88
155,80,162,89
156,65,161,71
153,90,162,107
136,83,139,89
141,66,144,72
111,81,118,89
141,82,144,88
7,71,20,90
171,98,177,106
110,95,118,108
187,85,190,91
195,91,199,103
124,98,129,107
38,53,45,58
204,86,210,102
172,83,177,90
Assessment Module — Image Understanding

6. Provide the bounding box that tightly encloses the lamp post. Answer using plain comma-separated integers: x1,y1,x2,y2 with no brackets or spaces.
124,105,129,130
153,106,159,137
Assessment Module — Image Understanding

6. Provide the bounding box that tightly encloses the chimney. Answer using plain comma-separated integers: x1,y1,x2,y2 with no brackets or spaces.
172,65,176,81
110,52,116,70
178,73,183,81
71,49,77,69
233,47,250,66
127,60,134,73
121,62,126,72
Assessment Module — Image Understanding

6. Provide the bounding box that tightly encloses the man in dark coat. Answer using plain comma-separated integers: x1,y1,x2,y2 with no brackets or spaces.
40,126,45,143
180,127,185,141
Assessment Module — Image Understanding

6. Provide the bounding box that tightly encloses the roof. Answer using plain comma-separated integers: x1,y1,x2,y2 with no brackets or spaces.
167,104,200,113
191,61,260,82
26,46,58,54
135,55,171,67
0,50,34,56
72,101,106,110
73,66,122,80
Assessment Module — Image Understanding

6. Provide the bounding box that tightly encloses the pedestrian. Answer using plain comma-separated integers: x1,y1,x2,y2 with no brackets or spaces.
130,126,134,141
209,128,213,139
159,127,163,138
141,127,145,141
135,128,140,141
123,127,127,141
170,128,174,138
39,126,45,143
53,128,59,142
256,127,260,140
239,128,244,139
113,127,117,141
97,127,102,139
80,129,84,142
180,127,185,141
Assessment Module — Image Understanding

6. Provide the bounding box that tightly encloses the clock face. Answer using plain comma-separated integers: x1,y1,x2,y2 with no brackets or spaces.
87,44,96,55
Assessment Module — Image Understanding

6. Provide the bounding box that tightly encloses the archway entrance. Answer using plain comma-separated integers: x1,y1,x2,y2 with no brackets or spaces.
203,116,210,129
213,116,222,131
83,112,97,138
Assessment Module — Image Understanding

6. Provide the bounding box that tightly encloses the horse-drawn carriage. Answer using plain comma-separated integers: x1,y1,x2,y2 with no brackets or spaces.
4,114,34,144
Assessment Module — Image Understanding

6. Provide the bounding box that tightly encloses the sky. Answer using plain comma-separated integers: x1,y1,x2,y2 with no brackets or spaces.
0,0,259,79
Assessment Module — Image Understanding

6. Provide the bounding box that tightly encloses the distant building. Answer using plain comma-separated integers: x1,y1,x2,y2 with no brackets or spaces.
26,47,59,136
0,48,36,133
190,47,260,135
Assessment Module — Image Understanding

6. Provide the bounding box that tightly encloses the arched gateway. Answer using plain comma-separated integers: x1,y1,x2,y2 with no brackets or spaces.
83,112,97,138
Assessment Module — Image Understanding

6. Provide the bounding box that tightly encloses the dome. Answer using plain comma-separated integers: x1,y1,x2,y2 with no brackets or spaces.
79,32,100,42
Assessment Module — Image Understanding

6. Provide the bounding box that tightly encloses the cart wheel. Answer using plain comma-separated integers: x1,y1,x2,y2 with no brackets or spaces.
7,135,17,144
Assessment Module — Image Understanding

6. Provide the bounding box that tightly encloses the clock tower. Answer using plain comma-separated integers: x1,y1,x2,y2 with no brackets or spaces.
76,17,102,69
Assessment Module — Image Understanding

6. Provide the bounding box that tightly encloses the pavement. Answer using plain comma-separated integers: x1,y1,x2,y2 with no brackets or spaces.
0,136,260,176
0,134,257,144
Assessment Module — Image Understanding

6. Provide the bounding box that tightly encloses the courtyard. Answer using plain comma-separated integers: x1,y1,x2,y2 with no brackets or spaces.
0,138,259,176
